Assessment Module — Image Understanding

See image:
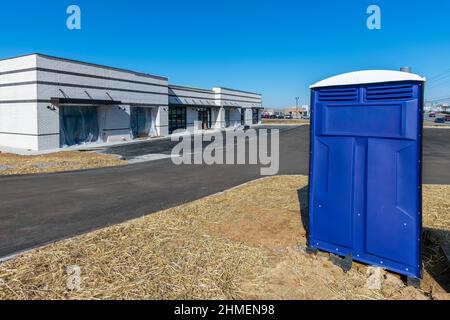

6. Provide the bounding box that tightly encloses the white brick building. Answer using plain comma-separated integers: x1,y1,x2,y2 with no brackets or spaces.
0,54,262,151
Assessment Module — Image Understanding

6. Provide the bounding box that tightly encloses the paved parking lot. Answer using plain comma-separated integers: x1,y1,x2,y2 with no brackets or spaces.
0,126,306,258
0,125,449,259
102,125,450,185
102,125,297,160
423,127,450,184
424,114,450,127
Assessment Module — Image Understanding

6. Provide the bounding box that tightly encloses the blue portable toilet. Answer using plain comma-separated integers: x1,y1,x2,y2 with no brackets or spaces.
308,70,426,281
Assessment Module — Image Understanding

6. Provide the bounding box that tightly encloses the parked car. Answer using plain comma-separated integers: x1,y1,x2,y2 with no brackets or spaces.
301,115,310,120
285,115,293,119
429,112,436,117
435,117,445,124
445,115,450,122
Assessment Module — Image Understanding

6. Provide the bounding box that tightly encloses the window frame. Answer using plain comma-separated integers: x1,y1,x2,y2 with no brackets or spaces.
169,106,187,134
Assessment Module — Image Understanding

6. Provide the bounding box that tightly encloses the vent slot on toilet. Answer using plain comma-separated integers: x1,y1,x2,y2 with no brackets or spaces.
318,88,358,102
366,84,414,101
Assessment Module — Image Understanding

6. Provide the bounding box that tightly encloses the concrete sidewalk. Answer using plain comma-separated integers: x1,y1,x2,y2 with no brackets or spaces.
0,125,265,156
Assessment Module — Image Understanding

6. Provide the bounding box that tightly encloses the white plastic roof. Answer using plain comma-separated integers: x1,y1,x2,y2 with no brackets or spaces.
310,70,426,89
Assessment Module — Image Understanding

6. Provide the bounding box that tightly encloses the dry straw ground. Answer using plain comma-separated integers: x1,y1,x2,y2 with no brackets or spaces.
0,175,448,300
0,151,125,175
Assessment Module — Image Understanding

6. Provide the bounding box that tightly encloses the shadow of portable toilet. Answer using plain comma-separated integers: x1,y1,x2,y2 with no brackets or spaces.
308,70,426,285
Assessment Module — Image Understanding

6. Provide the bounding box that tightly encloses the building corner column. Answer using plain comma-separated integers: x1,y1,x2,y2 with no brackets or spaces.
156,106,169,137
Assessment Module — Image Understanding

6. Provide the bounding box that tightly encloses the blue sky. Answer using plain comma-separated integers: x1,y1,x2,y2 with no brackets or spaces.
0,0,449,107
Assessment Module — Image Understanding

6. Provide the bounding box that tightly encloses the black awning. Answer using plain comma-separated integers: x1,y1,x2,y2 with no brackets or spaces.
51,98,122,106
169,103,218,108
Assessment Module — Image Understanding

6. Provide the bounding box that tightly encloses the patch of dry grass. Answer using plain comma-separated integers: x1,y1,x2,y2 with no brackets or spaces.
0,151,125,176
0,175,448,300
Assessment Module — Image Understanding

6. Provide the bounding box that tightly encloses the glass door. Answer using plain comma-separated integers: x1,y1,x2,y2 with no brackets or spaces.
252,108,259,124
130,107,153,138
225,109,231,127
240,108,245,125
169,107,187,134
198,108,211,130
60,105,99,147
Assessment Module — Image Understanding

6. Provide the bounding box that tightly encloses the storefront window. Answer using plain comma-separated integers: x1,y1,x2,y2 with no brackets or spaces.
252,108,259,124
225,109,231,127
169,107,187,134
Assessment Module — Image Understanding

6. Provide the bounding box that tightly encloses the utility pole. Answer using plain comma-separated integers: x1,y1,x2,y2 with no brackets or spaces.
295,97,300,118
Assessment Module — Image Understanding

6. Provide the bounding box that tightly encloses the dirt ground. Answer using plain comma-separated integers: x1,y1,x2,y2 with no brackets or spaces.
0,175,448,300
0,151,126,175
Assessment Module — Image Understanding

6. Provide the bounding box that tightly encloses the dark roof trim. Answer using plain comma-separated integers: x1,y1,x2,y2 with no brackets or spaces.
220,98,263,104
0,131,59,137
169,94,215,100
169,84,214,94
169,95,261,104
128,103,168,107
169,103,218,108
0,99,168,107
0,67,168,88
216,87,261,96
0,53,168,81
216,92,263,100
0,99,53,104
0,80,168,96
51,98,122,106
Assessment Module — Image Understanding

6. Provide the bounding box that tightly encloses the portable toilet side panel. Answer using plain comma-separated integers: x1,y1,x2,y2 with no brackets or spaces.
308,71,425,279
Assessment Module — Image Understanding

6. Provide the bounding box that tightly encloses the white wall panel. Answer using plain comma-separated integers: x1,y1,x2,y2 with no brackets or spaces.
245,108,253,126
0,71,37,85
99,106,130,130
36,54,168,106
98,106,132,143
36,55,167,86
37,71,167,95
0,133,38,150
104,69,167,87
215,88,260,99
0,103,38,134
229,108,242,127
156,106,168,136
169,86,215,99
0,84,37,101
185,107,199,132
0,55,37,72
37,134,59,151
213,87,262,109
37,102,59,133
37,84,167,105
169,86,216,107
0,54,263,151
213,108,225,129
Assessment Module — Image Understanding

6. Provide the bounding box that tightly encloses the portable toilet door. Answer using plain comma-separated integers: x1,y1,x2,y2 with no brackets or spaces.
308,70,426,280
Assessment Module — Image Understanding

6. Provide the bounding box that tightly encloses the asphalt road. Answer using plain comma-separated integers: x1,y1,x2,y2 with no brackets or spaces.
0,126,448,259
0,126,307,258
102,125,296,159
423,114,450,127
423,128,450,185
